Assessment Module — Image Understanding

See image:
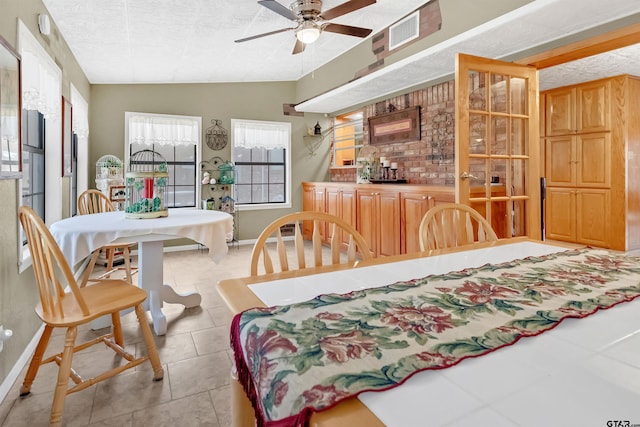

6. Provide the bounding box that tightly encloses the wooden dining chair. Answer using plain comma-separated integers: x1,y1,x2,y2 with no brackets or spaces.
250,211,372,276
77,189,136,286
17,206,163,427
419,203,499,253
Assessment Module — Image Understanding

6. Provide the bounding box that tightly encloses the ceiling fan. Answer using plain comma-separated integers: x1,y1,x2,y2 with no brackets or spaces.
235,0,376,54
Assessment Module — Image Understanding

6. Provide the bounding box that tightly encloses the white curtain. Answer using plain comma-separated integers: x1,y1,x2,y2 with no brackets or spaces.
18,20,62,225
232,120,289,150
20,46,61,122
128,114,199,146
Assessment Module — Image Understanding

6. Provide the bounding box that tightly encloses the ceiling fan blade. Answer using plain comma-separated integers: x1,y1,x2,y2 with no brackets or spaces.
292,39,306,55
321,0,376,21
323,23,372,38
258,0,298,21
235,27,296,43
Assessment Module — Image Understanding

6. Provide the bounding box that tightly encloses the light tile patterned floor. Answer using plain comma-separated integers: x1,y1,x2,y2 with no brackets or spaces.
0,244,254,427
2,240,639,426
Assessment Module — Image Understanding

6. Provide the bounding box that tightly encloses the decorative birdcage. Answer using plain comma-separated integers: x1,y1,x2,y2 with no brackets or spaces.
95,155,125,206
125,150,169,219
96,155,124,179
218,161,235,184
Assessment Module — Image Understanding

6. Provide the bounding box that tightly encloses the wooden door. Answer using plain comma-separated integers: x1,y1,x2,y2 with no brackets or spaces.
546,87,575,136
455,53,540,240
576,189,609,246
545,188,575,241
339,188,357,247
302,183,326,240
545,136,575,186
325,186,341,244
576,133,611,188
577,80,610,133
356,190,377,256
377,190,400,257
401,191,435,254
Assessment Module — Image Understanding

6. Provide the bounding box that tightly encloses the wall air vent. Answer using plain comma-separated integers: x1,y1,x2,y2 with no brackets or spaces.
389,11,420,51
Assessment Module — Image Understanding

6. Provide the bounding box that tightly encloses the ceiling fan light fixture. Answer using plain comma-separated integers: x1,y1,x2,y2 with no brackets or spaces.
296,21,320,44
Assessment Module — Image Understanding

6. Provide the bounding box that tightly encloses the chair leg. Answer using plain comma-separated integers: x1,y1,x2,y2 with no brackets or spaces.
122,246,133,284
111,311,123,347
105,248,115,279
49,326,77,427
134,304,164,381
20,325,53,396
80,250,101,287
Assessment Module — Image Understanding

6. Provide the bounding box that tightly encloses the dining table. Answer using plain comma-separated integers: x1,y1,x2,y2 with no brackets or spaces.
50,208,234,335
217,238,640,427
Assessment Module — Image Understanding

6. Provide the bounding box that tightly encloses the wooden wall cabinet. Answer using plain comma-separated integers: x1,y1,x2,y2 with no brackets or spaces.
546,80,610,136
543,75,640,250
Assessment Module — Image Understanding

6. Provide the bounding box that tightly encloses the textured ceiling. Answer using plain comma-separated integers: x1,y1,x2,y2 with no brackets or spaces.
42,0,428,83
42,0,640,114
296,0,640,112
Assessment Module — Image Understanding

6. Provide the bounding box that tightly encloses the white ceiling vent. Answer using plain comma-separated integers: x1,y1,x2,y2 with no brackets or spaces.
389,11,420,50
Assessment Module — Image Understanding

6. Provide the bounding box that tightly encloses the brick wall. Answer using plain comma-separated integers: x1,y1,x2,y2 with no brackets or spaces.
330,79,456,185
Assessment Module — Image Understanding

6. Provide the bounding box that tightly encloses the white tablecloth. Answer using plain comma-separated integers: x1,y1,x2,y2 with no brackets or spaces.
50,208,234,265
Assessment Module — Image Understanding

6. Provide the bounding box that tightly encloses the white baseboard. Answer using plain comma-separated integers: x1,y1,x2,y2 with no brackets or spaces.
0,324,44,404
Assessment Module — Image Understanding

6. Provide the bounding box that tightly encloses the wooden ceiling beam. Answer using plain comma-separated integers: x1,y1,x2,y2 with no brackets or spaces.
516,22,640,69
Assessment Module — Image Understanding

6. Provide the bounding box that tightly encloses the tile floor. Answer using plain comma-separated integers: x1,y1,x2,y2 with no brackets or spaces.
0,244,255,427
2,241,639,427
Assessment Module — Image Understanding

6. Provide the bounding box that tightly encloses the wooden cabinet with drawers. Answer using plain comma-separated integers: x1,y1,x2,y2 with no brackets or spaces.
302,182,453,257
542,75,640,250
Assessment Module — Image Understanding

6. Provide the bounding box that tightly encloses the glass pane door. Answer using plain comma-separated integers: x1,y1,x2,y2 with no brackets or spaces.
455,54,540,239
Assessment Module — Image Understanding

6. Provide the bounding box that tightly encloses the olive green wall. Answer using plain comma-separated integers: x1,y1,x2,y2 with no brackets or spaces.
0,0,90,394
89,83,330,241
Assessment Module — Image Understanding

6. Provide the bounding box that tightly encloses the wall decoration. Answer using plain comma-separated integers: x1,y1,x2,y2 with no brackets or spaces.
205,119,228,150
61,96,72,176
0,35,22,179
368,106,420,145
109,185,126,202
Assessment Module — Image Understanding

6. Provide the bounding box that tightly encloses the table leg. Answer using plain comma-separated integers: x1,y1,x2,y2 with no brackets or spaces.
138,240,202,336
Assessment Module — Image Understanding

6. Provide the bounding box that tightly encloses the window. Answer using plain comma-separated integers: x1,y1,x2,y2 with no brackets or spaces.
332,111,363,167
18,20,62,271
125,113,201,208
231,119,291,210
21,110,45,222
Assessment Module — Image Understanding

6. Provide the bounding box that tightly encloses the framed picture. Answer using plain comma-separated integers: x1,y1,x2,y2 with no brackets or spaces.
109,185,126,202
0,35,22,179
368,106,421,145
61,96,72,177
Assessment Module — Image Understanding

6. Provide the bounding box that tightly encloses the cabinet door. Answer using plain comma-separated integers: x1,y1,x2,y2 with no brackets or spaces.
576,133,611,188
401,192,435,254
356,190,378,256
576,189,609,247
327,187,357,247
545,188,575,242
302,184,326,240
546,88,575,136
577,80,610,133
340,188,357,241
545,136,575,186
377,191,400,257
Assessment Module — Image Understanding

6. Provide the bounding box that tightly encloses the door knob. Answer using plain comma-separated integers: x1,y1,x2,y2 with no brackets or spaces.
460,171,480,180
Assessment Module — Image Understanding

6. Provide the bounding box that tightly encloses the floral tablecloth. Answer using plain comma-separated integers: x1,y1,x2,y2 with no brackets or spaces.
231,248,640,426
